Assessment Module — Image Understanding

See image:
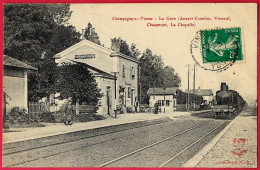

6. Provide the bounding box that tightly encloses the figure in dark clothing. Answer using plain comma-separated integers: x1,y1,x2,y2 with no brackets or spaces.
64,99,74,125
154,102,159,114
134,99,139,113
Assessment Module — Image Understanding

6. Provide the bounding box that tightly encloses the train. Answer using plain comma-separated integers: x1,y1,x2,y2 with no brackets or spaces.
212,83,245,119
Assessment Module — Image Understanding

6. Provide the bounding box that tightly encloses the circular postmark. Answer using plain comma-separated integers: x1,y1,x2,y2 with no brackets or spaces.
190,27,242,72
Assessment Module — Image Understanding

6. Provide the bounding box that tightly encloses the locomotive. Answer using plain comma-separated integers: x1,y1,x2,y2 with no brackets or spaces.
212,83,245,119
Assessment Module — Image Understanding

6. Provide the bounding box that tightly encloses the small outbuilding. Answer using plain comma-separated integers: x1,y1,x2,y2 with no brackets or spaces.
3,55,37,113
147,87,178,113
185,89,214,105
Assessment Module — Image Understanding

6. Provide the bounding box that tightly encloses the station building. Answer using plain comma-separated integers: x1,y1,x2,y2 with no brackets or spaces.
53,39,139,115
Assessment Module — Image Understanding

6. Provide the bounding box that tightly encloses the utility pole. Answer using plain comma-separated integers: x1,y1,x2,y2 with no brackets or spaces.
138,65,141,104
193,64,196,109
187,64,190,111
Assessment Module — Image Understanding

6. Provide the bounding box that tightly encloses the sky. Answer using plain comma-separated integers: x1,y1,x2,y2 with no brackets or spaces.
68,3,257,106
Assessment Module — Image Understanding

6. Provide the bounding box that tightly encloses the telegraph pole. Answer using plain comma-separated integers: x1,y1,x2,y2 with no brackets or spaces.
193,64,196,109
187,64,190,111
138,65,141,104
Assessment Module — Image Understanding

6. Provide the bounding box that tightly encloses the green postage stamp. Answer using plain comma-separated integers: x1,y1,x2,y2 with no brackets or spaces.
200,28,243,63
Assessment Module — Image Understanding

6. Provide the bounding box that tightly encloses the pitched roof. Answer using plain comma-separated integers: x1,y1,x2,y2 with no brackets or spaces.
185,89,213,96
147,87,178,95
53,39,139,63
68,59,116,80
3,55,38,70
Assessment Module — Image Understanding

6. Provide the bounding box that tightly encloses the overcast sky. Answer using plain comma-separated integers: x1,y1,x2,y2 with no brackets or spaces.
69,3,257,106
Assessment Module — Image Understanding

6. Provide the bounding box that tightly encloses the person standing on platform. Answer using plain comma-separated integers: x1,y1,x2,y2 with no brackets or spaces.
64,98,75,125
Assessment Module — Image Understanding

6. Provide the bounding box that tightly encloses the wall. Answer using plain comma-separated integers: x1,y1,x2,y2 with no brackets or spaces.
56,44,116,73
149,95,177,113
54,40,139,114
3,67,27,113
117,57,138,110
203,96,214,104
95,76,116,115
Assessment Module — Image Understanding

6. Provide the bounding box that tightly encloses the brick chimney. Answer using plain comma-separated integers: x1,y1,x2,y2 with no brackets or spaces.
81,29,85,40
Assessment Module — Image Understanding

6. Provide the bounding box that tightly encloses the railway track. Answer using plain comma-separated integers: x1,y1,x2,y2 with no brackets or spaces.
4,118,229,167
97,121,228,167
3,118,191,167
3,117,173,155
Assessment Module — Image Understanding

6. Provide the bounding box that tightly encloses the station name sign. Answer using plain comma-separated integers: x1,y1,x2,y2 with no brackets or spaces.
75,54,96,59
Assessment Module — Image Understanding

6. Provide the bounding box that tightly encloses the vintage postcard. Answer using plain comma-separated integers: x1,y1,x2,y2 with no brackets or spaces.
2,3,258,168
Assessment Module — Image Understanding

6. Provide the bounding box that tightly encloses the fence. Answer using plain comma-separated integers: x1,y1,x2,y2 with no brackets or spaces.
29,102,50,118
59,104,96,114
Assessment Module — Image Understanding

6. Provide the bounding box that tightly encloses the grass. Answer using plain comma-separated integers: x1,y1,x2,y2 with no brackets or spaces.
3,121,45,130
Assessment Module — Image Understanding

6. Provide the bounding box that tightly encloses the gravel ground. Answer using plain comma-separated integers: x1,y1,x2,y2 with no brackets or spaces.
196,111,257,168
106,120,228,167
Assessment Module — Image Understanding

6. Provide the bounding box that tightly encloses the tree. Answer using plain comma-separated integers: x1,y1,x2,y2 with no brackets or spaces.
111,37,140,58
84,23,101,45
56,62,102,109
4,4,81,101
139,49,165,104
47,25,81,58
138,49,181,104
175,90,203,105
130,43,140,58
163,66,181,87
4,4,55,62
46,4,72,25
28,59,57,101
4,4,76,62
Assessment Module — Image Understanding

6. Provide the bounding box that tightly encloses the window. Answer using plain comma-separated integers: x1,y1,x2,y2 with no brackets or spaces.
128,87,131,98
162,100,164,106
166,100,170,106
122,64,125,78
130,66,135,79
131,66,135,79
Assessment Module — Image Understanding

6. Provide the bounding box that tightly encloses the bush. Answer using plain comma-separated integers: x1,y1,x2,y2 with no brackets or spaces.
75,113,105,122
40,112,55,123
4,107,45,129
126,107,134,113
39,112,106,123
8,107,34,123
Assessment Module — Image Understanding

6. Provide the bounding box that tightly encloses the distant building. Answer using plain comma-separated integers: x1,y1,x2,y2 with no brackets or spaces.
147,87,178,112
53,39,139,115
185,88,214,105
3,55,37,113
